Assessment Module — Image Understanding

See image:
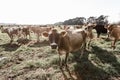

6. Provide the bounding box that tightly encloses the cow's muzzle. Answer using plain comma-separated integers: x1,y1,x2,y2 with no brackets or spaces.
50,43,58,49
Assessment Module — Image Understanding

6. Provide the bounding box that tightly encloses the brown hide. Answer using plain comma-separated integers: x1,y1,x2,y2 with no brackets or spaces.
42,28,90,56
21,26,31,39
58,30,87,54
42,28,93,78
30,26,51,41
107,24,120,49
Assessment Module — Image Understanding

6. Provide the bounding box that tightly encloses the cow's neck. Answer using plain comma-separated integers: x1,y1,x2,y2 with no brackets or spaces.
58,35,71,52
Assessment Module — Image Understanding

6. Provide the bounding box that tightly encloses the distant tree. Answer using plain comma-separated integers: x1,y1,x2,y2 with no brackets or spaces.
87,16,97,24
96,15,108,25
87,15,108,25
63,17,86,25
56,15,109,25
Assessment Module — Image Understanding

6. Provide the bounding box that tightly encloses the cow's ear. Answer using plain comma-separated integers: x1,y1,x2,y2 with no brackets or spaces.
42,31,49,37
60,31,67,37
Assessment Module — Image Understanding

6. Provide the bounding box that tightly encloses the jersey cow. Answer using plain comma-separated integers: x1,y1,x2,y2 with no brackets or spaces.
43,27,93,69
0,26,21,44
19,26,31,39
106,24,120,49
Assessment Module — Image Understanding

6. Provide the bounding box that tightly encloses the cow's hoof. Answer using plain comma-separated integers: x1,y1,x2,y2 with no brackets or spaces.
111,46,116,50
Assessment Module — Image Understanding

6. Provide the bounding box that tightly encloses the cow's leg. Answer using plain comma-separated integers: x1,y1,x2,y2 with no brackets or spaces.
87,39,91,49
64,52,74,79
107,32,110,38
65,53,73,78
25,33,27,39
58,53,69,80
37,33,40,42
29,33,31,40
10,39,13,44
23,33,25,39
59,54,62,69
80,42,86,59
10,35,13,44
80,49,84,59
112,38,117,49
97,33,100,38
85,38,90,50
64,52,69,66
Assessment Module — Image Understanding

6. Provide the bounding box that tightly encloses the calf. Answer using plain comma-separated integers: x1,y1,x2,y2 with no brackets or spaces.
106,24,120,49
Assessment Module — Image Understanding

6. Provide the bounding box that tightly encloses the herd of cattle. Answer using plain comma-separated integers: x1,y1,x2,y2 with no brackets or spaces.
0,25,51,43
0,24,120,50
0,23,120,69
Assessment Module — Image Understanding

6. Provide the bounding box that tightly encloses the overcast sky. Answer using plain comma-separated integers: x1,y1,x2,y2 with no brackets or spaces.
0,0,120,24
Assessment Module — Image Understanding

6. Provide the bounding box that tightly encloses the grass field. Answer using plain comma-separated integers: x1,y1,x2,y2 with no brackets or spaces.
0,29,120,80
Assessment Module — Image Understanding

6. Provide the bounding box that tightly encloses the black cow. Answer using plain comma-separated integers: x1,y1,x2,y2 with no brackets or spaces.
93,24,107,38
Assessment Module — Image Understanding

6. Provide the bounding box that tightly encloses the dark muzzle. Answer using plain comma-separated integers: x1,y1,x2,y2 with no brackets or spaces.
50,43,58,49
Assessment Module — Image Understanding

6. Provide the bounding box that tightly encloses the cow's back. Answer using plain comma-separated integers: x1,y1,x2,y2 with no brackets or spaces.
30,26,41,33
59,30,86,52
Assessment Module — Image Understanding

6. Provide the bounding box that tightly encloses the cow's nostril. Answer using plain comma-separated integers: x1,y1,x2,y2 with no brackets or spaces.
51,45,57,49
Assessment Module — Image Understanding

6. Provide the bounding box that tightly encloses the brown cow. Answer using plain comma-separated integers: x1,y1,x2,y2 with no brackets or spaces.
30,26,51,42
106,24,120,49
0,26,21,44
43,26,93,65
19,26,31,39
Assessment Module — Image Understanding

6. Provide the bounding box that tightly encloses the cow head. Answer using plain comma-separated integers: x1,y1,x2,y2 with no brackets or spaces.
43,28,67,49
0,26,8,33
84,23,96,31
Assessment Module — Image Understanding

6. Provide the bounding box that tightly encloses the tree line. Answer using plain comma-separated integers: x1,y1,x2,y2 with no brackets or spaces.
54,15,109,25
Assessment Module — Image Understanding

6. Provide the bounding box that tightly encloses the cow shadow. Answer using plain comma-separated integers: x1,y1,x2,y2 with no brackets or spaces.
0,43,20,51
60,46,120,80
72,50,109,80
91,45,120,75
28,40,49,47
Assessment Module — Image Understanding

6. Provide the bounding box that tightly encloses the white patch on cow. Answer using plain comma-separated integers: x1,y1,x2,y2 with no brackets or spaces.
50,42,57,46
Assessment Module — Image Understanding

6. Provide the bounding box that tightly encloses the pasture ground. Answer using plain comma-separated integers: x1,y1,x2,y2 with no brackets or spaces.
0,29,120,80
